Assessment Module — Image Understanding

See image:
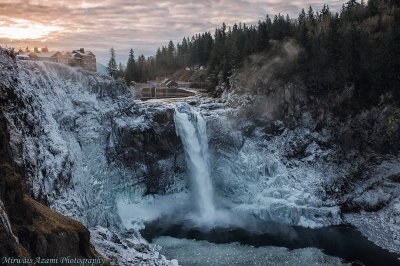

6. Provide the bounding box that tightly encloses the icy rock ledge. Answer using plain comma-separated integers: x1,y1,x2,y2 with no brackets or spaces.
343,158,400,254
90,226,179,266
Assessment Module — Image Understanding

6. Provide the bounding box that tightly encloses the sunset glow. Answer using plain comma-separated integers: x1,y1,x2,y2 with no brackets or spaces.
0,19,62,40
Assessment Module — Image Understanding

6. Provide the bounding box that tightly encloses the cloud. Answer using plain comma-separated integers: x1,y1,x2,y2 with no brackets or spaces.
0,0,346,64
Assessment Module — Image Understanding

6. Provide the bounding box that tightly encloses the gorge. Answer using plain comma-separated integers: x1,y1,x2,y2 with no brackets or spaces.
1,42,400,266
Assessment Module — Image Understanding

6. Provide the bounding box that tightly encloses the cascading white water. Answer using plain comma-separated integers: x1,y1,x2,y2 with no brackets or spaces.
174,103,216,223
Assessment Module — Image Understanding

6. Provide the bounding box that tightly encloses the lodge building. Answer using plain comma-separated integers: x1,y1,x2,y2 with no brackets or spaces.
16,48,96,72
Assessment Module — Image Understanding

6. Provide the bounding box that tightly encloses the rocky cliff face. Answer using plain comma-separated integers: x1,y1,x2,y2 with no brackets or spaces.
205,62,400,253
0,64,99,260
0,49,179,265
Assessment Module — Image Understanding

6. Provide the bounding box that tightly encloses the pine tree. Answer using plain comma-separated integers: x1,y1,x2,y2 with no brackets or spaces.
180,37,189,67
136,54,147,82
307,6,316,25
256,20,270,52
111,2,399,99
107,47,118,78
125,49,136,84
167,40,176,69
321,4,331,20
117,63,125,79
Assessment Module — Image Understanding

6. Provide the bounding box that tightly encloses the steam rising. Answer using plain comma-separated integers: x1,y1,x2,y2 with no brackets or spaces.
229,40,305,122
238,39,301,94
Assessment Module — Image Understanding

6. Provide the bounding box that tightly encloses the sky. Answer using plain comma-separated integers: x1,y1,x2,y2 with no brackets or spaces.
0,0,346,64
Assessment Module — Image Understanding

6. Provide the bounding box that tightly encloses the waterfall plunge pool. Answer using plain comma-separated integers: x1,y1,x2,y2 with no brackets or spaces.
132,102,399,265
141,220,400,266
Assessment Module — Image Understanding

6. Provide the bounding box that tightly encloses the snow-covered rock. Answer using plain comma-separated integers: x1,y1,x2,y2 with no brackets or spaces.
343,159,400,253
91,227,178,266
2,55,181,264
204,107,342,228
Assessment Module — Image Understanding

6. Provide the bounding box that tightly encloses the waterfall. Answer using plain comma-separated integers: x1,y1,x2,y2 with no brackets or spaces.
174,103,216,223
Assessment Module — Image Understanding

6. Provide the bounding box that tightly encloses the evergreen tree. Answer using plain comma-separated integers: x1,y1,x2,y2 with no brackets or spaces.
117,63,125,80
256,20,270,51
180,37,189,66
123,1,400,100
167,40,176,69
107,47,118,78
125,49,136,84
